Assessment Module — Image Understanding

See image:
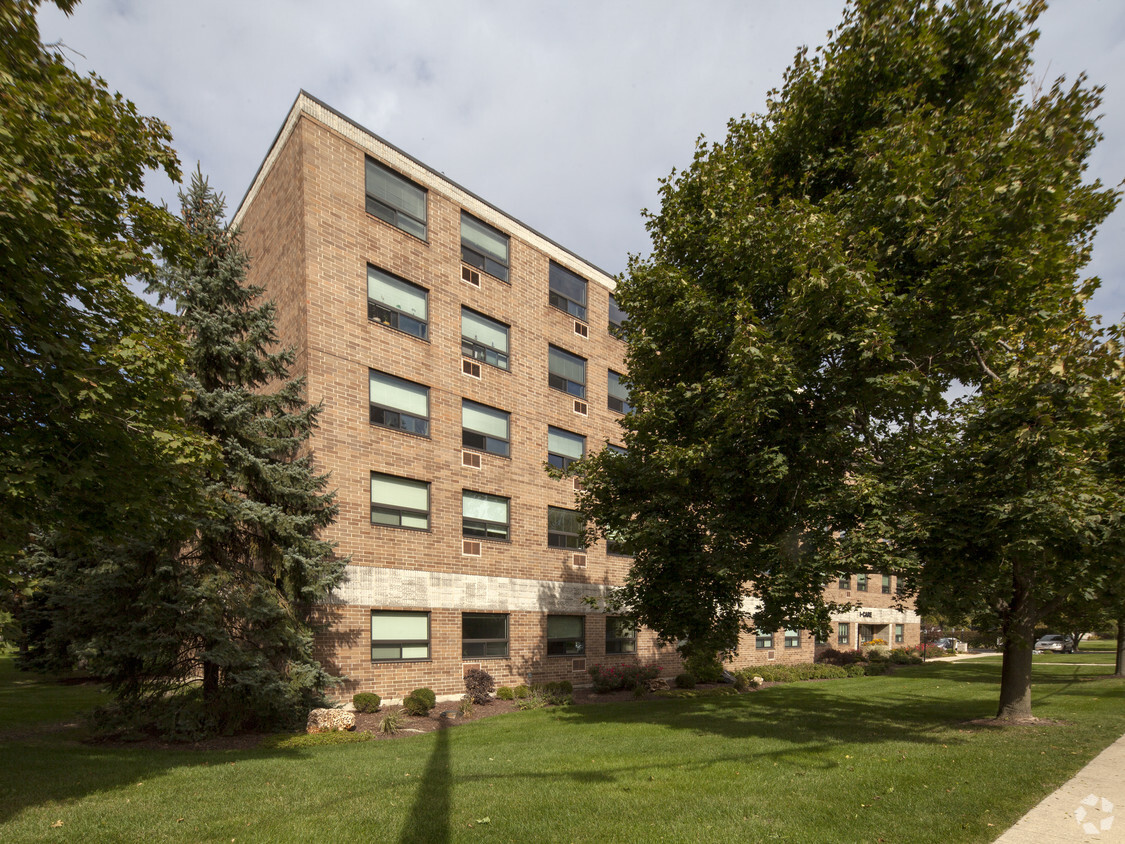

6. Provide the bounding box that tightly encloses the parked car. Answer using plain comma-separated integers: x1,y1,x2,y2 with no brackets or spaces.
934,637,961,651
1033,634,1074,653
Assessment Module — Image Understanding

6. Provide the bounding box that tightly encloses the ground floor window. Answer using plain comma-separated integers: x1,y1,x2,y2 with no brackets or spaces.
371,611,430,661
547,615,585,655
784,629,801,648
837,622,850,646
755,631,773,649
462,612,509,658
605,617,637,654
895,623,905,644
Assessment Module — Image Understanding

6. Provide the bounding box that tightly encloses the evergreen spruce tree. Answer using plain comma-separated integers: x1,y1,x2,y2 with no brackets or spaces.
144,171,346,734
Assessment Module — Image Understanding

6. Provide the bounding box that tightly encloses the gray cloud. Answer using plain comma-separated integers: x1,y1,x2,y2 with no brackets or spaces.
37,0,1125,321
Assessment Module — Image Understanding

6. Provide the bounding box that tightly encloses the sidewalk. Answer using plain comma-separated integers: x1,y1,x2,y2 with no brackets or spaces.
994,732,1125,843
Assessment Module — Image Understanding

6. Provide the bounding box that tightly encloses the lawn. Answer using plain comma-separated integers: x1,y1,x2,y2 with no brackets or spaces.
0,656,1122,843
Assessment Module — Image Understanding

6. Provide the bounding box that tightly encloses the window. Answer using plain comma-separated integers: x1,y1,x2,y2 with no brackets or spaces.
882,574,892,594
547,506,584,549
608,293,627,339
461,213,509,282
367,266,428,340
462,400,510,456
548,345,586,398
547,426,585,470
608,370,631,414
370,473,429,530
856,573,868,592
365,158,427,239
756,631,773,649
894,623,905,644
607,444,626,456
547,615,585,655
462,491,510,541
548,261,587,321
785,629,801,648
606,617,637,655
837,575,850,590
462,307,510,370
462,613,509,658
371,611,430,661
369,370,429,436
837,622,850,646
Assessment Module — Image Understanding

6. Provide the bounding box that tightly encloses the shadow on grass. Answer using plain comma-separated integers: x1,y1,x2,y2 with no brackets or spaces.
398,725,450,844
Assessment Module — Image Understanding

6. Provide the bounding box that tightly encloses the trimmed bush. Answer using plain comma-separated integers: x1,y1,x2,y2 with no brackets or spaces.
513,684,529,699
818,647,868,666
402,692,434,716
889,648,922,665
464,668,496,704
675,672,696,689
352,693,381,713
864,661,890,676
733,664,848,685
496,686,514,701
845,663,867,677
410,688,437,709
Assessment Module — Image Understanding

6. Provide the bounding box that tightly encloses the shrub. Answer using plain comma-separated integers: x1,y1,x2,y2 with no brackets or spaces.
866,648,890,663
864,661,890,676
352,693,381,713
675,672,696,689
818,647,867,666
513,684,529,699
515,691,549,711
588,663,662,693
410,688,437,709
464,668,496,704
733,672,751,692
458,696,474,716
845,663,867,677
402,692,433,716
496,686,514,701
683,652,724,684
889,648,922,665
732,664,848,685
533,682,573,705
379,709,406,734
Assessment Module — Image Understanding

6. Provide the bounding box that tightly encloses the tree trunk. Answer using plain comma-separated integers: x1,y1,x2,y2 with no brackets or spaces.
1115,618,1124,679
202,660,219,701
996,575,1037,720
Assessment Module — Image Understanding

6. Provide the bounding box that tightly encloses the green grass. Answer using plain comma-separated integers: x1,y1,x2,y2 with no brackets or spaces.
0,656,1122,843
0,652,106,730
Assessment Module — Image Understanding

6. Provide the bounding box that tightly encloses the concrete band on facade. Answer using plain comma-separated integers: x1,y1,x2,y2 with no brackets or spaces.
329,564,612,614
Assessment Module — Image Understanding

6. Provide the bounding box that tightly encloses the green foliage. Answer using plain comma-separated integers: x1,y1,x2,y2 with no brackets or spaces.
512,684,529,699
588,663,662,693
682,651,724,684
889,649,922,665
495,686,514,701
818,648,868,666
569,0,1119,722
845,664,868,678
735,664,848,685
0,0,215,653
674,672,696,689
463,668,495,704
352,693,381,713
402,691,434,716
378,709,405,734
864,662,891,677
458,696,474,717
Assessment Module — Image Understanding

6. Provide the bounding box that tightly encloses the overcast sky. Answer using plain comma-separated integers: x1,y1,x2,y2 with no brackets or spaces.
38,0,1125,324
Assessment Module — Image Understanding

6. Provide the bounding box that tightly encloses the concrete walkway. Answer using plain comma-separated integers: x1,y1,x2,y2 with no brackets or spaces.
994,732,1125,843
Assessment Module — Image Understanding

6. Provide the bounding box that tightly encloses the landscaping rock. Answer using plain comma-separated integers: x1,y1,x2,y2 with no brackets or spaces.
751,675,764,688
306,708,356,733
646,678,670,692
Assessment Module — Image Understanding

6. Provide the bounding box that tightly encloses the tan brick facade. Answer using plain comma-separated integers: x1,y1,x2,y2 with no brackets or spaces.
234,93,918,702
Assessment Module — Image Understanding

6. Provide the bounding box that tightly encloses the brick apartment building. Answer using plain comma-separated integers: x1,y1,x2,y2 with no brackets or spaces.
232,92,919,701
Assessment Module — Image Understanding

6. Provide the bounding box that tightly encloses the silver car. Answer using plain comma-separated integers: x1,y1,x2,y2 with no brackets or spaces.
1033,634,1074,653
